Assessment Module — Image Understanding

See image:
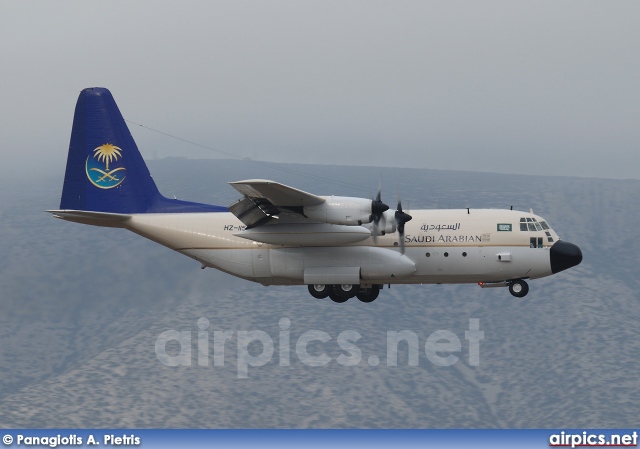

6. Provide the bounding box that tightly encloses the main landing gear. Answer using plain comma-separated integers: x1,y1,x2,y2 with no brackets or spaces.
307,284,381,303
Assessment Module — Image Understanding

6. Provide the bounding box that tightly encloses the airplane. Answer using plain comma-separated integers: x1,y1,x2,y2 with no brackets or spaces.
48,87,583,303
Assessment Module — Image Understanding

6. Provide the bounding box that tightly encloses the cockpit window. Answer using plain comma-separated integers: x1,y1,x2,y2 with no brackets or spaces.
520,217,552,232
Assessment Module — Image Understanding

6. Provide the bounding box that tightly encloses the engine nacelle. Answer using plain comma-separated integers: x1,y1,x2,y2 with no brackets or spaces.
303,196,373,226
380,210,397,234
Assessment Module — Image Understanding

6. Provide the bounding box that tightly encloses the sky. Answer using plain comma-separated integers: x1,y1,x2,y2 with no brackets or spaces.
1,1,639,180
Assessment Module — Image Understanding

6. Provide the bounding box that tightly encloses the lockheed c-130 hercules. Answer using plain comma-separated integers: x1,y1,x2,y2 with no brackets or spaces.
49,88,583,303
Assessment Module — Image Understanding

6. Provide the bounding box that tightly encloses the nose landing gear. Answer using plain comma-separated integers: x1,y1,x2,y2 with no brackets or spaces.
508,279,529,298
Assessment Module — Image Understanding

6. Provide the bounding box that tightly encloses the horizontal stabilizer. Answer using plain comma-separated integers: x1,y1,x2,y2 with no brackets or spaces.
47,209,131,227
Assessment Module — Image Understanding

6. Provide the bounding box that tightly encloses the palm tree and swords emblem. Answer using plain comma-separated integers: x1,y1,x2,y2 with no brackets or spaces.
85,143,126,189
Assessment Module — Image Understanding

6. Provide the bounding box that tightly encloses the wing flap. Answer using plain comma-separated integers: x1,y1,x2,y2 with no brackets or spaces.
228,197,278,229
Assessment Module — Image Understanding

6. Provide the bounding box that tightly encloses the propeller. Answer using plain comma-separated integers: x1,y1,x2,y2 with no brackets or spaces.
395,200,412,254
370,190,389,242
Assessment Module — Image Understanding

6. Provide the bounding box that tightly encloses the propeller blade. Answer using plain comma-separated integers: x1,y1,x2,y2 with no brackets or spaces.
372,221,378,244
371,190,389,220
395,200,412,254
370,189,389,244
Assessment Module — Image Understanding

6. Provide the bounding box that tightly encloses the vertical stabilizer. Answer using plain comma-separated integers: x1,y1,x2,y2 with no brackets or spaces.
59,87,225,213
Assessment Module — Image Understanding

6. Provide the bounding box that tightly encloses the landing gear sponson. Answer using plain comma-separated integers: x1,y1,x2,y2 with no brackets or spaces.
308,284,382,303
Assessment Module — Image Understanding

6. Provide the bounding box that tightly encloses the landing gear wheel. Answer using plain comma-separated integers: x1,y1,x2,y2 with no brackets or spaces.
356,285,380,303
329,291,350,303
332,284,357,302
509,280,529,298
308,284,330,299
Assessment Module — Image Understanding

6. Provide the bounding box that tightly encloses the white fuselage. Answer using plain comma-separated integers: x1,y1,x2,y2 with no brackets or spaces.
54,87,582,301
123,209,559,286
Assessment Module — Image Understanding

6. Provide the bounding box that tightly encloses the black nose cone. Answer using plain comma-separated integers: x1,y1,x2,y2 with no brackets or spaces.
550,240,583,274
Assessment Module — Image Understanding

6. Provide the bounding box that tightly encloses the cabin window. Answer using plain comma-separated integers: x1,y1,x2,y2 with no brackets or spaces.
530,237,543,248
520,223,527,231
540,221,550,230
548,237,554,243
527,223,537,231
534,222,543,231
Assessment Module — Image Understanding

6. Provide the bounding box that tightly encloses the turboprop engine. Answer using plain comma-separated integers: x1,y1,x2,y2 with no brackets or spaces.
303,196,388,226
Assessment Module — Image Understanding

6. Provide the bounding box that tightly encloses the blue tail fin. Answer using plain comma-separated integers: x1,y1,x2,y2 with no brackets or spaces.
60,87,226,214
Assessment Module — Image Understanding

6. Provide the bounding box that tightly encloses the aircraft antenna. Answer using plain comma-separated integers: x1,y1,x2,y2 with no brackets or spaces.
126,119,453,209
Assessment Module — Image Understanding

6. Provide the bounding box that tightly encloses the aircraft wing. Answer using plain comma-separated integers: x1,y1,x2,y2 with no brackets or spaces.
229,179,324,207
228,179,325,228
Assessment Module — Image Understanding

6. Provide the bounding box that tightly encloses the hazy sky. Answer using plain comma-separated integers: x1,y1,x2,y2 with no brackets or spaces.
2,1,639,180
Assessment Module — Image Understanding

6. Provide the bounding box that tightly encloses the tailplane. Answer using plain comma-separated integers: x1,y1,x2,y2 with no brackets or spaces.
58,87,226,214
